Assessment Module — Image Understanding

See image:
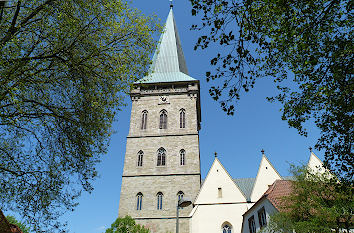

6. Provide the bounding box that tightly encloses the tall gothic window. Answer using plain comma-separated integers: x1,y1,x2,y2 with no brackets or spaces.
137,150,143,167
136,192,143,210
157,148,166,166
159,110,167,129
222,224,232,233
157,192,163,210
179,109,185,128
180,149,185,166
177,191,184,202
141,110,148,130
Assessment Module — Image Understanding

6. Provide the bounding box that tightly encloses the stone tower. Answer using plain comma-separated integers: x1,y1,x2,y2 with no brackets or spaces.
118,7,201,233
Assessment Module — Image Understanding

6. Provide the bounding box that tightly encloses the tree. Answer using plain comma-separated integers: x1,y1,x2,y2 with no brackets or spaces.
105,216,150,233
6,215,31,233
0,0,160,231
190,0,353,181
263,166,353,233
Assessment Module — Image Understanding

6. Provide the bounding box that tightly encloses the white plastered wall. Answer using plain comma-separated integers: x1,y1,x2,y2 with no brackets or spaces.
250,155,282,202
190,158,248,233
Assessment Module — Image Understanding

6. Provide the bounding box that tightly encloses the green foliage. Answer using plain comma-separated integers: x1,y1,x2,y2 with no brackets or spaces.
0,0,160,232
264,166,353,233
105,216,150,233
190,0,353,181
6,215,31,233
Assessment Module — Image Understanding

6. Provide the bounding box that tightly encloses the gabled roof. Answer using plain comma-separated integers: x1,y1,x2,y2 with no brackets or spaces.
242,180,293,217
263,180,293,211
194,158,247,205
250,154,282,202
307,152,324,172
136,8,197,84
233,178,256,202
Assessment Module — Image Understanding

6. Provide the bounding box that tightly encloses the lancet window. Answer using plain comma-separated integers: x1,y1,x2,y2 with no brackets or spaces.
136,192,143,210
157,192,163,210
137,150,143,167
159,110,167,129
157,148,166,166
179,109,185,128
180,149,185,166
141,110,148,130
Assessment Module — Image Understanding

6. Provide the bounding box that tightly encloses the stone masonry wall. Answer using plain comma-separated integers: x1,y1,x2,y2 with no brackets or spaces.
118,83,201,233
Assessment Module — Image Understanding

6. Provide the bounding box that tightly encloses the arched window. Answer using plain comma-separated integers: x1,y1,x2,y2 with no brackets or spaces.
222,223,232,233
180,149,185,166
177,191,184,202
141,110,148,130
157,192,163,210
157,148,166,166
159,110,167,129
136,192,143,210
137,150,143,167
180,109,185,128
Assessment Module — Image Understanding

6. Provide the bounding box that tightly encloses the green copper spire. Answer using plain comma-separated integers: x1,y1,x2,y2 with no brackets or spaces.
137,8,196,84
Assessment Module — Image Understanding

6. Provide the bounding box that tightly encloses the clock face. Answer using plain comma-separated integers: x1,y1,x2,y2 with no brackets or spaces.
160,96,167,102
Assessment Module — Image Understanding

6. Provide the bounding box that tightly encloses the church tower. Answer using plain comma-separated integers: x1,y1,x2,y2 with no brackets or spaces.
118,7,201,233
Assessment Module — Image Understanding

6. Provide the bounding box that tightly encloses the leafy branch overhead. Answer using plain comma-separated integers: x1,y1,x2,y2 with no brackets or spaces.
0,0,160,231
190,0,353,181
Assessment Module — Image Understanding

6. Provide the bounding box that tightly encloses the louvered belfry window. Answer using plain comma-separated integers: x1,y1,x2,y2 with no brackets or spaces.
180,109,185,128
159,110,167,129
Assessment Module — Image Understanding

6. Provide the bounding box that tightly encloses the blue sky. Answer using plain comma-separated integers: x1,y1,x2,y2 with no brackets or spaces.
9,1,322,232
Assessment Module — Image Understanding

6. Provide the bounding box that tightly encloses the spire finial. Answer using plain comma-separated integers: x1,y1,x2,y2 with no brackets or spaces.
214,152,218,158
169,0,173,8
309,146,312,152
261,149,265,155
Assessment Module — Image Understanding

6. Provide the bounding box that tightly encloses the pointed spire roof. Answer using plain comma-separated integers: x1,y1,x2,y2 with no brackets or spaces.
137,8,196,84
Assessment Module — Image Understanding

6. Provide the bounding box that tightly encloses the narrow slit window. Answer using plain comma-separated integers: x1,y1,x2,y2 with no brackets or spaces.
137,150,143,167
180,109,185,128
180,149,185,166
141,110,148,130
218,187,222,198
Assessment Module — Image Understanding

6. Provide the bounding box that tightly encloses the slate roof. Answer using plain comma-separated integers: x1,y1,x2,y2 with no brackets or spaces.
136,8,197,84
233,178,256,202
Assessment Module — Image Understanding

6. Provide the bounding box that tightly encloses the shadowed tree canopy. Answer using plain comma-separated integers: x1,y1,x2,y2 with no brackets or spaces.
0,0,160,231
190,0,353,181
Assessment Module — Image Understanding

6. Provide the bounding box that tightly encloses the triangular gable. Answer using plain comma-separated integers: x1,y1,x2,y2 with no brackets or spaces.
250,155,282,202
194,158,247,204
307,152,325,173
